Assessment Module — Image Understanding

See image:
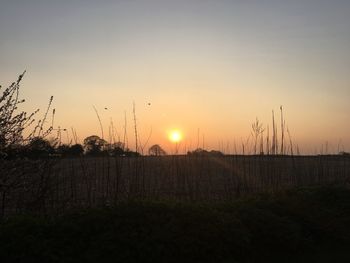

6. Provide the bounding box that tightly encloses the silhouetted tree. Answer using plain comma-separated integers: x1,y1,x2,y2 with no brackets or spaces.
187,148,208,156
55,144,84,157
187,148,224,156
106,142,126,156
209,150,224,156
107,142,125,150
110,146,125,156
56,144,70,157
124,150,141,157
83,135,107,156
68,144,84,156
26,137,54,159
148,144,167,156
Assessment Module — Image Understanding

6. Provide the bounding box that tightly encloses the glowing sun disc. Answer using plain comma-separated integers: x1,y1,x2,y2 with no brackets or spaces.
169,130,182,143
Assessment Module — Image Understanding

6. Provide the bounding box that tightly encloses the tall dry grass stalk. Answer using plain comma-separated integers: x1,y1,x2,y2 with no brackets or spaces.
280,106,286,155
93,105,104,140
132,102,138,154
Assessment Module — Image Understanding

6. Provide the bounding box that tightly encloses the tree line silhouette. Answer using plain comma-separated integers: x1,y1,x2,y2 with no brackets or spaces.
1,135,145,159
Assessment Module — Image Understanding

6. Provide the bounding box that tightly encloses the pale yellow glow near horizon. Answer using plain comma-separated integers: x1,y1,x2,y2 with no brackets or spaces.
169,130,182,143
1,1,350,154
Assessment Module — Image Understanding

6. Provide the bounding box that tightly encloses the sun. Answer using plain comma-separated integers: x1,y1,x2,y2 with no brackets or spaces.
169,130,182,143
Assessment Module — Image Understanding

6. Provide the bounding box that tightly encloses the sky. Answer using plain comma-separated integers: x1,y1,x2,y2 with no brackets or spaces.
1,0,350,154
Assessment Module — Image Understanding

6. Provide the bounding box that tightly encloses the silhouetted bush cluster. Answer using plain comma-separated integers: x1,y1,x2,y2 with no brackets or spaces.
83,135,140,157
1,135,143,160
1,139,81,160
187,148,224,156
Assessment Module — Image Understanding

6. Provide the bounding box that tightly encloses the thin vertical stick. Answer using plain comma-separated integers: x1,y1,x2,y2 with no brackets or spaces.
266,125,270,155
51,109,55,128
123,111,128,151
287,127,294,156
133,102,138,153
39,96,54,137
280,105,285,155
93,105,104,140
272,110,278,154
197,128,200,149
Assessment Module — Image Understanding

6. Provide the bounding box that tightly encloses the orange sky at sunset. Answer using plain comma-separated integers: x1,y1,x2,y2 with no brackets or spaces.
1,1,350,154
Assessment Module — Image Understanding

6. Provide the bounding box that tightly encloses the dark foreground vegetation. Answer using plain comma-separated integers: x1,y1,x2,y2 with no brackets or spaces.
1,185,350,263
2,155,350,217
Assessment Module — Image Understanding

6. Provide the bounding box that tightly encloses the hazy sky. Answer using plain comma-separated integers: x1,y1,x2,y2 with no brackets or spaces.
1,0,350,153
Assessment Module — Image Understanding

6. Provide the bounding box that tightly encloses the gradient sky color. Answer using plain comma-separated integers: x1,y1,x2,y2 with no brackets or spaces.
1,0,350,153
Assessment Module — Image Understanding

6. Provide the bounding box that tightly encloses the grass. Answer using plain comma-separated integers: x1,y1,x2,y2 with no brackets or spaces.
2,154,349,218
1,185,350,263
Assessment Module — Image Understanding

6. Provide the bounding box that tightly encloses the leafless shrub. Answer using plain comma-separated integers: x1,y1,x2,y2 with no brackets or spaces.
0,72,57,217
0,71,38,156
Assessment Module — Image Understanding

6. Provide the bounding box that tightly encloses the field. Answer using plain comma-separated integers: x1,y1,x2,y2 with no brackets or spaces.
2,154,350,262
2,154,350,216
1,185,350,263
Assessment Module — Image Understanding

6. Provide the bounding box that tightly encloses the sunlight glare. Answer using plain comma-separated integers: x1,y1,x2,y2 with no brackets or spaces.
169,130,182,143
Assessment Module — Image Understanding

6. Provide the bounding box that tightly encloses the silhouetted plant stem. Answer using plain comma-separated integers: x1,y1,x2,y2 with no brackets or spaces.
280,106,285,155
133,102,138,154
93,105,104,140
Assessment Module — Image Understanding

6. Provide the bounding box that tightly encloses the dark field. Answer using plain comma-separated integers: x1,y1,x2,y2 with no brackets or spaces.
1,186,350,263
2,155,350,216
2,155,350,262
